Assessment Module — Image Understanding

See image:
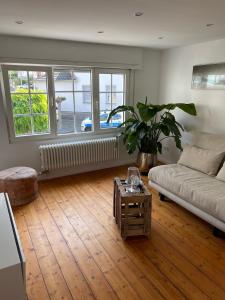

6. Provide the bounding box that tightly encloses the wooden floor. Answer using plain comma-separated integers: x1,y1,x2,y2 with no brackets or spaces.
13,165,225,300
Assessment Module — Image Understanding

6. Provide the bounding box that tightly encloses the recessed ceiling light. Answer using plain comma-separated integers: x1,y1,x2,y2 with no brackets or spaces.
158,36,164,40
15,20,24,25
206,23,214,27
97,31,104,34
135,12,144,17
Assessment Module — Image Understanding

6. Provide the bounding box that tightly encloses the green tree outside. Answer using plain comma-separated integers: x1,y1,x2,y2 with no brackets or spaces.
11,88,49,136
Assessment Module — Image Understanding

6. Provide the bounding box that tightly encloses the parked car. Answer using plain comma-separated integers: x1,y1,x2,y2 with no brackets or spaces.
81,112,122,131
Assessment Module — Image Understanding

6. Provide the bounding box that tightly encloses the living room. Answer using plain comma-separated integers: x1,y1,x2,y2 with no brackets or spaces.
1,1,225,299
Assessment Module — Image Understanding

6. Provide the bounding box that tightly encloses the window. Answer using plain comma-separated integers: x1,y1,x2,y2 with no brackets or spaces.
2,66,51,138
54,69,92,134
99,72,125,129
1,65,129,141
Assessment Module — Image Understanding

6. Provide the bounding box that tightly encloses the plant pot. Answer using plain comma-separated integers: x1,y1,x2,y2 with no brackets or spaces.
136,152,157,174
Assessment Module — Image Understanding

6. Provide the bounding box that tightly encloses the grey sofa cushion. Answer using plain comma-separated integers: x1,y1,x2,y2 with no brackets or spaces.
178,144,224,176
149,164,225,223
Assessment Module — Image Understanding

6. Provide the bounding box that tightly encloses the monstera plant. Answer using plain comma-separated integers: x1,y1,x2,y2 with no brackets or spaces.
107,99,197,172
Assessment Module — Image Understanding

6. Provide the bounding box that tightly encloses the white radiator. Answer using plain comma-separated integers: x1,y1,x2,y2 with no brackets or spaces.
39,137,119,171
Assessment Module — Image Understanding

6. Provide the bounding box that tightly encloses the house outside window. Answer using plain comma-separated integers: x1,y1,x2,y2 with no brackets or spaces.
82,85,91,104
105,85,117,104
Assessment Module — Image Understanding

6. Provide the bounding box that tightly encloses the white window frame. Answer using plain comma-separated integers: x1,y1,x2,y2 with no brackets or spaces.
1,64,131,143
93,68,130,134
1,64,56,142
53,66,93,135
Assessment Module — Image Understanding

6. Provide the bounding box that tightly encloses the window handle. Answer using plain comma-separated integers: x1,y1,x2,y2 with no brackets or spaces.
50,96,54,108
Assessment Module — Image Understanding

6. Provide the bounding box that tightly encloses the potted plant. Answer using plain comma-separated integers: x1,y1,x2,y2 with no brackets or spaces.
107,99,197,173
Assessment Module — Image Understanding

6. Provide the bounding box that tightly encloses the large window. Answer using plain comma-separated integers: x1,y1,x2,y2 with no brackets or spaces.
2,65,129,142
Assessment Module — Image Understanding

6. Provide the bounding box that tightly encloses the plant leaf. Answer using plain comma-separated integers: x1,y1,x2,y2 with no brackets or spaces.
157,142,162,154
148,102,197,116
160,124,170,136
137,102,158,122
176,103,197,116
162,117,182,137
107,105,136,123
117,117,137,128
174,135,182,150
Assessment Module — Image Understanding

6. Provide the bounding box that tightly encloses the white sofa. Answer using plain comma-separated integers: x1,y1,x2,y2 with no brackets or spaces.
148,132,225,235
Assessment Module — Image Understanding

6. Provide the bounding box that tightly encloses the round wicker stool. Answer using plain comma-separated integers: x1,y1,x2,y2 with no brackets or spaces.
0,167,38,206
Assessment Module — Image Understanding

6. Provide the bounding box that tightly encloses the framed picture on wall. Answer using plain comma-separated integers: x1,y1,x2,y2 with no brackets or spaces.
192,63,225,89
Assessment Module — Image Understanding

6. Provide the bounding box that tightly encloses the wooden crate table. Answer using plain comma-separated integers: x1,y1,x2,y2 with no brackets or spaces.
113,177,151,240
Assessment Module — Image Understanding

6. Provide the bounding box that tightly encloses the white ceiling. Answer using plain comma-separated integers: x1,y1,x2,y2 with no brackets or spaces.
1,0,225,49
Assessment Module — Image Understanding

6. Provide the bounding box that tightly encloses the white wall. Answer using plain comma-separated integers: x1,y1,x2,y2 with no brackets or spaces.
158,38,225,163
134,49,161,104
0,35,161,177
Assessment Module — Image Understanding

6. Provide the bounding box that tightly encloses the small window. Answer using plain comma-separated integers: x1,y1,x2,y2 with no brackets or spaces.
4,68,50,137
99,72,125,129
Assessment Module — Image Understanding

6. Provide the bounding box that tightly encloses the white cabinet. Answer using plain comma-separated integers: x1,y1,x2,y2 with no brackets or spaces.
0,193,26,300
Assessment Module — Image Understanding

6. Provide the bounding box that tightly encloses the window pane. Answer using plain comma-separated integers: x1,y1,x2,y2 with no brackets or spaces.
55,92,74,134
99,72,125,129
99,74,111,92
33,115,49,133
29,71,47,92
74,71,91,91
11,94,30,115
14,116,32,136
100,93,111,110
31,94,48,114
75,92,92,132
112,93,124,109
9,71,28,92
112,74,124,92
54,70,73,91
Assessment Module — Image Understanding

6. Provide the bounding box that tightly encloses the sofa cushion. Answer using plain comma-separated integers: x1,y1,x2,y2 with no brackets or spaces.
216,162,225,182
191,131,225,151
178,144,224,176
149,164,225,223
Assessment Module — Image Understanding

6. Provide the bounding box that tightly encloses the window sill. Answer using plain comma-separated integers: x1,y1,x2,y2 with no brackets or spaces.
9,128,123,144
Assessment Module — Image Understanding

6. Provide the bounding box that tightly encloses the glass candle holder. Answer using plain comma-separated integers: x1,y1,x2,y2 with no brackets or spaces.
126,167,140,184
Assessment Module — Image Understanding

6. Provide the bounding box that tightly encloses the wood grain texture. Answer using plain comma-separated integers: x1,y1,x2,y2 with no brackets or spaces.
13,165,225,300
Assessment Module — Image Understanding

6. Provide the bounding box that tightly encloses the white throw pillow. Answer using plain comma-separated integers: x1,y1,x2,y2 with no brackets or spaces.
216,162,225,182
178,144,225,176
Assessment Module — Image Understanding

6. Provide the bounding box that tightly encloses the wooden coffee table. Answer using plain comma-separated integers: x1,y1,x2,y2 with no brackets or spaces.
113,177,152,240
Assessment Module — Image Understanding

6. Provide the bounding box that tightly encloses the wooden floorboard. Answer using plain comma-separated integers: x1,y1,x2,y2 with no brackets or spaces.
13,165,225,300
